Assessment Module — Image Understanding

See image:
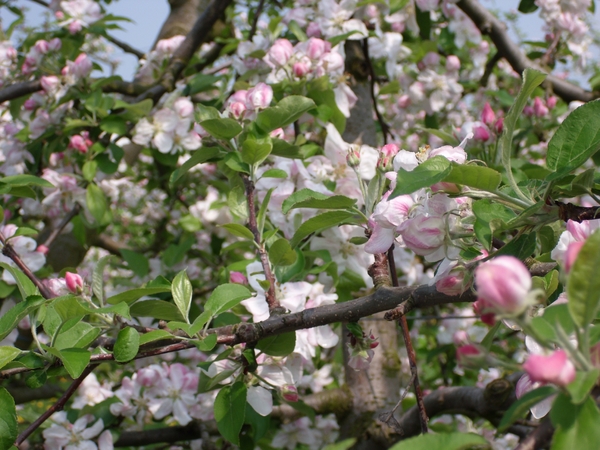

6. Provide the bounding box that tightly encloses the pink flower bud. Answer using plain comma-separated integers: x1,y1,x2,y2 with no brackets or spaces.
533,97,548,117
473,298,496,325
453,330,469,346
69,135,89,153
397,94,411,109
446,55,460,71
246,83,273,110
71,53,92,78
68,20,83,34
346,146,361,168
230,271,247,284
456,344,484,368
34,40,50,54
266,39,293,66
546,96,557,109
436,268,468,296
523,350,576,387
399,215,445,257
65,271,84,294
422,51,440,67
293,61,310,78
380,143,399,158
473,125,491,142
24,98,37,111
41,75,60,93
281,385,299,402
474,256,532,315
55,11,64,19
174,97,194,118
564,240,584,273
523,105,534,117
36,244,49,255
48,38,62,51
494,117,504,134
270,128,285,139
229,101,246,119
481,102,496,126
306,38,329,60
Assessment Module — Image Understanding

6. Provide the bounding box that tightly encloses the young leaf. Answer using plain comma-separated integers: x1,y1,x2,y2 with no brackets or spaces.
86,183,112,226
169,147,220,186
120,249,149,279
282,189,357,214
567,229,600,328
106,286,172,305
0,295,45,341
388,432,490,450
0,388,17,449
130,300,184,321
443,163,502,192
204,284,252,316
0,347,20,370
390,156,452,197
256,332,296,356
172,270,193,323
290,211,360,248
113,327,140,363
566,370,600,404
268,239,297,267
200,118,242,140
220,223,255,241
240,137,272,165
550,394,600,449
54,348,91,379
547,100,600,175
255,96,316,132
214,382,247,445
498,385,556,431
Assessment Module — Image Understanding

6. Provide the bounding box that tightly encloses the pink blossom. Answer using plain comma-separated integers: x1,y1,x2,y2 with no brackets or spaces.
546,96,558,109
564,240,584,273
48,38,62,51
65,271,84,294
429,144,467,164
230,271,247,284
34,40,50,54
306,22,322,38
436,265,468,296
473,124,490,142
399,215,445,258
173,97,194,118
523,350,576,387
307,38,329,61
473,298,496,325
523,105,534,117
229,101,246,119
281,384,299,402
41,75,60,93
474,256,532,315
446,55,461,71
397,94,411,108
533,97,549,117
246,83,273,110
293,61,310,77
266,39,293,66
69,133,91,153
481,102,496,126
456,344,484,368
494,117,504,134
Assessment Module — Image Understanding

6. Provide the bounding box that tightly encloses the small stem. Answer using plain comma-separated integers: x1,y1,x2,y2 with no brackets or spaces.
241,175,280,312
491,189,532,209
361,39,390,143
388,245,428,434
15,365,95,446
41,204,82,249
0,232,55,299
248,0,266,41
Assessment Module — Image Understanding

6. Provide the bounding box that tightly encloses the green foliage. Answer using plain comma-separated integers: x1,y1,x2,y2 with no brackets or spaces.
215,382,247,445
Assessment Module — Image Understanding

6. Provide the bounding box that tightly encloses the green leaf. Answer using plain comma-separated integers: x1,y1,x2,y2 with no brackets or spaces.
323,439,357,450
200,118,242,140
288,20,308,41
390,156,452,197
566,370,600,404
388,432,490,450
100,115,127,135
290,211,359,248
443,163,502,192
282,188,357,214
550,395,600,450
130,300,184,321
86,183,112,226
0,295,45,341
172,270,193,323
54,322,101,350
261,168,288,179
185,74,221,95
547,100,600,176
113,327,140,363
0,174,54,188
120,249,149,279
0,262,38,299
498,385,556,431
256,332,296,356
0,347,20,370
193,333,218,351
241,137,272,165
268,239,297,266
255,96,316,133
139,329,173,345
214,382,247,445
106,286,172,305
169,147,220,186
519,0,538,13
221,223,255,240
494,233,537,259
82,160,98,182
0,388,17,449
53,348,91,379
205,284,252,316
567,229,600,327
472,199,516,250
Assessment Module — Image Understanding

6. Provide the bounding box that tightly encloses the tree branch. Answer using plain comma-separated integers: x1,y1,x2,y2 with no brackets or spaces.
456,0,596,103
103,34,145,59
0,80,42,105
115,421,203,447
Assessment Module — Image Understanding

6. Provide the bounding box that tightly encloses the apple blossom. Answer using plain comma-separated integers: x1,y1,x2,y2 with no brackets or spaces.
65,271,84,294
523,350,576,387
474,256,532,315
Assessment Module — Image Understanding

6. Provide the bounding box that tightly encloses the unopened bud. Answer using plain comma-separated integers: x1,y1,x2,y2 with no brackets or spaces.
281,385,299,402
65,271,84,294
346,146,361,168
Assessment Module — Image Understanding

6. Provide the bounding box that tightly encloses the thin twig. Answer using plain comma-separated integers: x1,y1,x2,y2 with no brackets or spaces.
379,371,417,433
388,245,428,434
249,0,267,41
41,204,81,249
0,231,55,299
15,365,95,446
104,34,145,59
361,39,391,144
480,51,502,87
241,174,280,312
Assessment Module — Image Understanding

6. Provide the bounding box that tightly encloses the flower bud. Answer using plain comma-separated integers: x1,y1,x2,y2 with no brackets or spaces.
266,39,293,66
246,83,273,110
65,271,84,294
293,61,310,78
481,102,496,126
230,271,248,284
306,23,322,38
41,75,60,94
36,244,49,255
229,101,246,119
346,146,361,168
48,38,62,51
69,135,89,153
523,350,576,387
174,97,194,118
494,117,504,134
281,385,299,402
445,55,460,71
473,298,496,325
306,38,329,61
533,97,548,117
397,94,411,109
564,240,584,273
399,215,445,258
456,344,485,368
473,125,490,142
34,40,50,54
546,96,557,109
474,256,532,315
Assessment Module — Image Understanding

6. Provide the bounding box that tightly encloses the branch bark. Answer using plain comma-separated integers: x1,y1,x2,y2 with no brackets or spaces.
456,0,596,103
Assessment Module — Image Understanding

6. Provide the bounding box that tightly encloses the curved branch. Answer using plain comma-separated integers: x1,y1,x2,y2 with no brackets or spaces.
103,34,145,59
456,0,596,103
0,80,42,105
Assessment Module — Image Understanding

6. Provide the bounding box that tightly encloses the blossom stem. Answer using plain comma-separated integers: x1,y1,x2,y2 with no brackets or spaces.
387,245,429,434
14,364,95,446
555,325,592,371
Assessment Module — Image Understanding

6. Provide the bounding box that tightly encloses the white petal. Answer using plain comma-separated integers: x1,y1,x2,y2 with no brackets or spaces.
247,386,273,416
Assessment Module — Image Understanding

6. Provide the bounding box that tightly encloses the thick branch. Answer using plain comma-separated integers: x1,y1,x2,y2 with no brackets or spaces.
272,387,353,420
0,80,42,105
115,421,203,447
456,0,596,103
